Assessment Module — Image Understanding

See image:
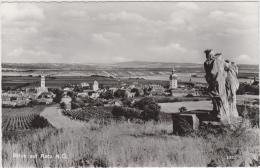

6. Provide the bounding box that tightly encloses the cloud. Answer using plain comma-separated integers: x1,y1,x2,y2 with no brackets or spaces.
62,10,87,17
6,48,62,63
152,43,187,54
177,2,199,11
235,54,258,65
98,11,146,23
91,33,112,46
112,57,132,62
2,3,258,64
208,10,239,21
1,3,44,21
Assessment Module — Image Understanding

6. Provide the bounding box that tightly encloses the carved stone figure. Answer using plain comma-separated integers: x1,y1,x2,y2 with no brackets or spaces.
204,49,240,124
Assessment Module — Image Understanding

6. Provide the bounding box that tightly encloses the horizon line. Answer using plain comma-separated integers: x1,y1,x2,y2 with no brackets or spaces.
1,61,259,66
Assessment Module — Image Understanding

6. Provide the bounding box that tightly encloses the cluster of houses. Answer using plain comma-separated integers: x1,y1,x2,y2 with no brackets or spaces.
2,75,55,107
59,69,179,110
2,68,203,109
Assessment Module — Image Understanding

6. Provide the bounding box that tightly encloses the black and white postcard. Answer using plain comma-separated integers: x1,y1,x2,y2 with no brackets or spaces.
1,1,259,167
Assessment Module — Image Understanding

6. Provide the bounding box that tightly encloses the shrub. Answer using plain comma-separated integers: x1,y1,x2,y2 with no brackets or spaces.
93,156,109,167
134,97,161,121
71,102,81,109
122,98,133,107
31,115,50,128
237,82,259,95
99,90,114,99
186,93,194,97
60,102,66,109
141,104,160,121
131,88,140,97
179,106,187,113
114,89,126,98
111,106,142,120
52,89,63,103
28,100,39,107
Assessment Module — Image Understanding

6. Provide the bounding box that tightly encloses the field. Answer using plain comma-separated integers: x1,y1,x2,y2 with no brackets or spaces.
62,106,113,122
160,101,213,113
2,62,258,89
2,106,51,139
2,100,260,167
2,120,259,167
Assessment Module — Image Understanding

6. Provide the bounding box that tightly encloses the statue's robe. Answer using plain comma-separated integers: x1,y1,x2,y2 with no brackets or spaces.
225,62,239,119
204,55,239,124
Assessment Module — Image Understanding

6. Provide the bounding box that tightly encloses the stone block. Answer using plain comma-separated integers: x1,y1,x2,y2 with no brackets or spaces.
172,113,200,135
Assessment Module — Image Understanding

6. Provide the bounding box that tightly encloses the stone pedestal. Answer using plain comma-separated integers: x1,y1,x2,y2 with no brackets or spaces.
172,113,199,135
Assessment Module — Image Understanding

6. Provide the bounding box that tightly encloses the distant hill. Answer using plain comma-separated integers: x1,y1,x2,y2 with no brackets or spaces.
109,61,202,68
1,63,96,70
2,62,258,73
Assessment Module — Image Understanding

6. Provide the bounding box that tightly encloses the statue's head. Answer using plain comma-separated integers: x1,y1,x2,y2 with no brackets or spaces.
215,53,222,57
204,49,214,60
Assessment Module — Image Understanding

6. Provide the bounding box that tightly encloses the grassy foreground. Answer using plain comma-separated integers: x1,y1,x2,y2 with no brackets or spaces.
2,120,259,167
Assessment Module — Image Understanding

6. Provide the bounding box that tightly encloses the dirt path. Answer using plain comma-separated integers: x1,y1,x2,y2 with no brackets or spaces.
40,105,86,129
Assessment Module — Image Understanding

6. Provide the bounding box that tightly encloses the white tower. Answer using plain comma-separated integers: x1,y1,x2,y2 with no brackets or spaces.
41,75,45,88
93,81,99,91
37,74,48,96
169,67,178,89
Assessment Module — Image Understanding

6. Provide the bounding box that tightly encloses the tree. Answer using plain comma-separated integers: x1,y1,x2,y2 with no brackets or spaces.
71,102,80,109
60,102,66,109
99,84,104,89
53,89,63,103
74,85,83,92
131,88,140,97
114,89,126,98
179,106,187,113
99,90,114,99
122,98,133,107
67,91,76,101
142,103,160,121
134,97,161,121
143,87,152,96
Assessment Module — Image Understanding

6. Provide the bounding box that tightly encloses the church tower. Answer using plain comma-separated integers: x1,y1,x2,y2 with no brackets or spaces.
36,73,48,96
169,67,178,89
41,75,45,88
93,80,99,91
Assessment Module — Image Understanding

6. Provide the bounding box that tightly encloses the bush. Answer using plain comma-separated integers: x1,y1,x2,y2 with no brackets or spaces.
179,106,187,113
31,115,50,128
93,156,109,167
28,100,39,107
237,82,259,95
111,106,142,120
186,93,194,97
50,89,63,103
114,89,126,98
60,102,66,109
111,106,124,119
75,97,104,107
99,90,114,99
71,102,81,109
131,88,140,97
143,87,152,96
133,97,161,121
122,98,133,107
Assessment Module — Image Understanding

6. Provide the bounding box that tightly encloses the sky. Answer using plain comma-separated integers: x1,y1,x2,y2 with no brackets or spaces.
1,2,259,64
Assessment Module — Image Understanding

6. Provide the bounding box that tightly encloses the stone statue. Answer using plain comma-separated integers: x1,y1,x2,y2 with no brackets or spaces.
204,49,240,124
